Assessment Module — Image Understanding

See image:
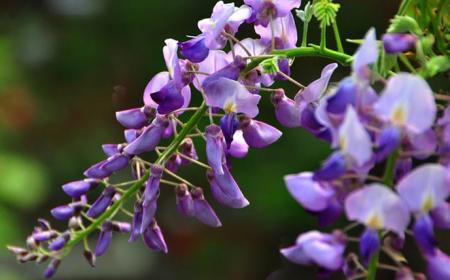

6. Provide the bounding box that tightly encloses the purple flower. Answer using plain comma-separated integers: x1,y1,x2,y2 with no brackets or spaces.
51,205,75,220
241,118,282,148
228,130,249,158
376,126,401,162
373,73,436,134
151,81,186,114
198,1,251,49
86,187,116,218
271,89,302,128
111,221,131,233
163,38,183,88
43,259,60,279
204,77,261,118
284,172,334,212
413,214,436,255
175,184,194,217
141,165,163,233
142,219,168,253
207,166,249,209
205,124,226,175
129,202,143,242
202,56,246,89
280,230,346,271
254,12,297,49
95,222,113,257
220,112,240,147
115,107,148,129
123,116,168,155
62,179,98,198
245,0,301,26
124,129,140,143
396,164,450,213
352,28,378,81
32,230,57,242
426,249,450,280
83,161,113,179
345,184,410,235
166,154,182,173
48,232,70,251
382,33,417,54
337,106,373,167
101,144,121,157
100,153,130,173
180,138,198,165
191,187,222,227
179,36,209,63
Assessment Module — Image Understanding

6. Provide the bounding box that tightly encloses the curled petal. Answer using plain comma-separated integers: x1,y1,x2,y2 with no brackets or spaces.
272,89,302,128
241,118,282,148
359,228,380,266
296,63,338,103
284,172,334,212
123,117,168,155
352,28,378,81
207,166,249,209
143,71,171,108
115,107,148,129
191,188,222,227
313,151,346,181
180,36,209,63
228,130,249,158
205,124,226,175
151,81,185,114
142,220,168,253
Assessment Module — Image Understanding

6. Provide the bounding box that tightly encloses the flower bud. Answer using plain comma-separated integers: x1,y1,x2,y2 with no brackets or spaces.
180,138,198,165
240,118,282,148
83,250,96,267
115,107,148,129
33,230,58,242
86,187,116,218
142,219,168,253
48,232,70,251
129,202,143,242
191,187,222,227
175,183,194,217
382,33,417,54
50,205,75,220
43,259,60,278
95,221,113,257
62,179,99,198
112,221,131,233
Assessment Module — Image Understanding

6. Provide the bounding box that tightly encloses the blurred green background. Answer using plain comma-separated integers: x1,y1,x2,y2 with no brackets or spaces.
0,0,410,279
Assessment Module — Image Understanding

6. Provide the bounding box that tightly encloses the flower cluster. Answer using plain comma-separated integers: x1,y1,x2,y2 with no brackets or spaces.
8,0,450,279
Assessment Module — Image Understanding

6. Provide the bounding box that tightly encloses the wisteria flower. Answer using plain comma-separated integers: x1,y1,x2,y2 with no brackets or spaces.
245,0,301,27
254,12,297,49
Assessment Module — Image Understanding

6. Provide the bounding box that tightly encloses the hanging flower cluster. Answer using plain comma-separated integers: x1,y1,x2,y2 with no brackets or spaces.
8,0,450,279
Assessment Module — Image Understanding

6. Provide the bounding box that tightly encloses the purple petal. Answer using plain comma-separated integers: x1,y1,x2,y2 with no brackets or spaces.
382,33,417,54
48,233,70,251
205,124,226,175
345,183,410,234
193,50,231,91
191,188,222,227
284,172,334,212
43,259,60,279
352,28,378,81
83,160,113,179
313,151,346,181
431,202,450,229
220,113,239,147
373,73,436,134
228,130,249,158
115,107,148,129
427,249,450,280
272,89,302,128
175,184,194,217
338,106,373,167
163,38,183,88
396,164,450,213
359,228,380,266
180,138,198,165
51,205,74,220
143,71,170,108
86,187,116,218
102,144,120,157
180,36,209,63
151,80,185,114
241,118,282,148
296,63,338,103
376,126,401,162
100,153,130,173
33,230,57,242
62,180,97,198
413,214,436,255
124,129,140,143
255,13,297,49
129,202,143,242
123,116,168,155
95,222,113,257
207,166,249,209
142,219,168,253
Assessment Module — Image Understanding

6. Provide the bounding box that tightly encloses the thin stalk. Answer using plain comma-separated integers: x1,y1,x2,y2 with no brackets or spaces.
301,20,309,47
277,70,305,88
320,25,327,50
398,54,416,73
332,21,344,53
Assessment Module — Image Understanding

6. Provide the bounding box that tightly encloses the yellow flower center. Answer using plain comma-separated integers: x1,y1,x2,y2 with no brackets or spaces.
367,214,383,230
391,106,406,125
224,100,237,114
421,194,434,212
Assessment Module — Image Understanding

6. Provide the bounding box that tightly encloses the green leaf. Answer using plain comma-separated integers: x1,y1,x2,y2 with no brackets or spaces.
387,15,423,36
260,57,281,75
421,55,450,77
295,2,314,23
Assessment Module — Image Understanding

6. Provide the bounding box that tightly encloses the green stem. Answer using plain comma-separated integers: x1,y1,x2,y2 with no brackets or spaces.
332,21,344,53
63,102,208,255
320,25,327,50
398,0,412,15
301,21,309,47
242,46,352,76
366,248,380,280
